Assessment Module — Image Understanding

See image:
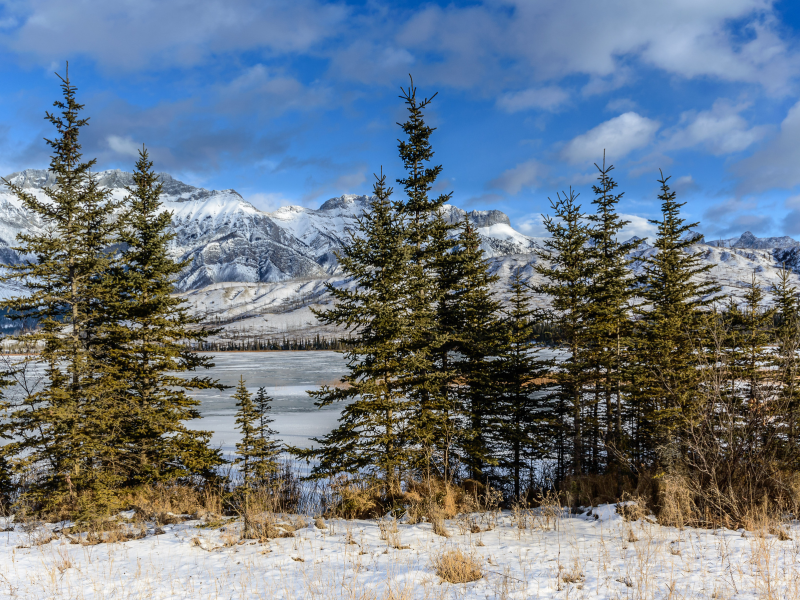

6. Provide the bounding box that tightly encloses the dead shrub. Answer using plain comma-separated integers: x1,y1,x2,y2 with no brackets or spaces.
616,494,650,522
240,513,295,541
428,503,450,538
325,476,383,520
379,517,409,549
656,473,697,528
432,549,482,584
119,483,222,524
536,489,562,530
559,562,585,585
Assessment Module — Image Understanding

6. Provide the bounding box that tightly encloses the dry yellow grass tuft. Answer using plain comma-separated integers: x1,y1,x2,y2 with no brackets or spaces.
432,549,483,584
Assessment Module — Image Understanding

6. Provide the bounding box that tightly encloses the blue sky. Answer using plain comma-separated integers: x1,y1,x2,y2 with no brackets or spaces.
1,0,800,240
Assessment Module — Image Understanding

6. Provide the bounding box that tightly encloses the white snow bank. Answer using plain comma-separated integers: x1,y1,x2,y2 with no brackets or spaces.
0,503,796,599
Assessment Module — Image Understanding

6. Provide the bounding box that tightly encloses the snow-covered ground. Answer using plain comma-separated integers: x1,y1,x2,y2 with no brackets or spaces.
1,504,797,599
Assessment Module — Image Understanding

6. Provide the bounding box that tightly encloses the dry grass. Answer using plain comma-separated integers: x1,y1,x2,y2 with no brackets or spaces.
378,517,409,549
432,548,482,584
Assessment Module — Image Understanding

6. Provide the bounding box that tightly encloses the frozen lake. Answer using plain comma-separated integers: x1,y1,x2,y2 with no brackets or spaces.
178,348,566,458
178,351,348,457
2,348,566,461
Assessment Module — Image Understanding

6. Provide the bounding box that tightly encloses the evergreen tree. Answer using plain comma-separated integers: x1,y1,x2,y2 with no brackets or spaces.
632,172,719,468
98,146,224,486
491,268,554,497
444,218,502,481
234,379,281,490
295,172,415,488
772,267,800,454
0,68,125,517
534,189,594,478
585,157,640,463
423,214,462,480
394,78,457,479
0,381,13,509
722,274,775,405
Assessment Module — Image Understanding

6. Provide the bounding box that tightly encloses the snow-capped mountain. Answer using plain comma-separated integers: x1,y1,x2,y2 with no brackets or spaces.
2,169,800,339
0,169,538,295
706,231,800,250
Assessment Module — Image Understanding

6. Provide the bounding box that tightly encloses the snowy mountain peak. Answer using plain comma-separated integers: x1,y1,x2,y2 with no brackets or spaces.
318,194,370,212
707,231,800,249
2,168,231,204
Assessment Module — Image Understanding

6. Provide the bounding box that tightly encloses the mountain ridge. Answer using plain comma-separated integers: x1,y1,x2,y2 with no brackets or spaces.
2,169,800,340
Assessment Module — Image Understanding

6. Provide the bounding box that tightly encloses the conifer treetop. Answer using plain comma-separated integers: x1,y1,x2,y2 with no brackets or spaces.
396,76,452,222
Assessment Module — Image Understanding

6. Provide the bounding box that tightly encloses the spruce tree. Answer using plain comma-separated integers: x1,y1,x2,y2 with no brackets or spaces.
96,147,223,486
234,379,282,489
585,157,639,463
722,274,774,405
423,214,462,480
443,218,502,481
772,267,800,455
491,268,554,497
0,382,13,509
394,79,457,479
295,172,415,489
633,172,719,468
0,69,125,517
534,189,594,478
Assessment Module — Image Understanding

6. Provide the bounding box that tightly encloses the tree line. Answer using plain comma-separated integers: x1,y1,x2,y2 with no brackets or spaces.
1,71,798,525
297,80,800,523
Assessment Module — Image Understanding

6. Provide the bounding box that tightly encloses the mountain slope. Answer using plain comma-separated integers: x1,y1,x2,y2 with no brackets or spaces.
2,169,800,340
0,170,540,295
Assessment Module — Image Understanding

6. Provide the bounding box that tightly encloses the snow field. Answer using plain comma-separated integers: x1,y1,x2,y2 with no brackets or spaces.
1,505,798,599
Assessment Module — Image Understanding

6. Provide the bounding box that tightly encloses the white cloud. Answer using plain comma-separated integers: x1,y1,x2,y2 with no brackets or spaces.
497,86,569,113
106,135,141,158
2,0,347,71
786,194,800,210
736,100,800,194
488,159,547,195
2,0,797,97
247,192,293,213
665,100,769,155
515,213,549,237
618,214,657,242
342,0,800,94
561,112,660,165
216,64,330,115
605,98,638,113
672,175,700,195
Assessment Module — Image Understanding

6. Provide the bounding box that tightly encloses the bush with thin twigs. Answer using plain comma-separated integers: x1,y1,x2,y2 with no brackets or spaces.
432,549,483,584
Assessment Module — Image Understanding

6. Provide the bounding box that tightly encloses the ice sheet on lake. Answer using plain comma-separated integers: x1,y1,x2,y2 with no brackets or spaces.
179,351,348,454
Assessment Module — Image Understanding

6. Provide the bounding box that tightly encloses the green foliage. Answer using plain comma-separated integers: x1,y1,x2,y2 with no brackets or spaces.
0,69,125,519
585,158,640,462
721,274,775,404
632,172,720,467
234,378,282,490
295,172,415,486
534,188,594,478
442,218,502,480
0,73,223,520
490,268,554,497
395,80,457,478
773,267,800,454
98,146,224,486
